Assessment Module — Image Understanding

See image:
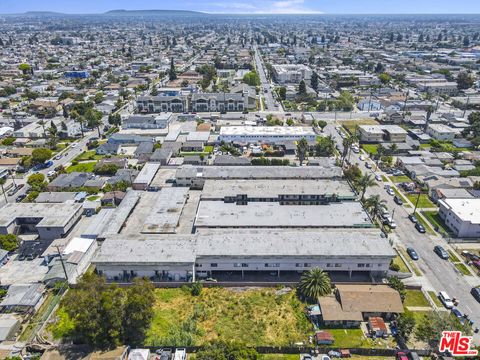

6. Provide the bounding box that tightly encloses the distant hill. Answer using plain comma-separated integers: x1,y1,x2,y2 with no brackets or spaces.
103,9,208,17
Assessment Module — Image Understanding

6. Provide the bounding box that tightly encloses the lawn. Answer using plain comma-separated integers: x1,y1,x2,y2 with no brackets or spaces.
204,145,214,153
427,291,443,307
406,194,436,209
454,263,472,276
404,290,431,308
322,328,395,349
381,175,389,182
398,248,422,276
87,195,100,201
74,150,104,162
361,144,378,155
145,287,312,347
389,175,411,183
179,151,211,157
392,254,410,273
66,161,97,173
422,211,452,237
448,250,460,263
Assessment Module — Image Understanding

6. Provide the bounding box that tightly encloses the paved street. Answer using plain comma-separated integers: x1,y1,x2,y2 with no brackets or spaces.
254,46,281,112
334,127,480,342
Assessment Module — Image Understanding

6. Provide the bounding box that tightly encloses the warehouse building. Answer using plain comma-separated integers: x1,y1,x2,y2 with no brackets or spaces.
201,179,356,203
194,201,372,229
219,126,316,144
132,163,160,190
0,203,83,240
92,230,394,282
175,165,342,189
358,125,407,143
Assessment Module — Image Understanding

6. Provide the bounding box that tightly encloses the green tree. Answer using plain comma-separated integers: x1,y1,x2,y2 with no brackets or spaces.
298,80,307,95
0,234,19,251
457,71,474,90
0,177,6,203
344,164,362,182
315,136,335,157
379,72,391,84
27,173,47,192
85,108,103,138
48,121,58,149
278,86,286,100
31,148,52,165
396,309,416,342
296,138,309,165
298,267,332,301
316,120,327,132
388,276,406,302
415,311,472,349
169,58,177,81
355,173,377,201
242,71,260,87
95,164,119,176
364,195,387,221
18,63,32,75
311,72,319,91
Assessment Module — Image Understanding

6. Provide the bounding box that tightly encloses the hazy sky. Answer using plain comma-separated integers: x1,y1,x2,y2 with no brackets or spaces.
1,0,480,14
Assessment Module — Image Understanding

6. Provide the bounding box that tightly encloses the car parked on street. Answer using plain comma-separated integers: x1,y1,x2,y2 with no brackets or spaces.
408,214,418,223
375,174,382,181
434,245,449,260
394,195,403,205
471,287,480,303
415,223,426,233
438,291,454,309
407,247,419,260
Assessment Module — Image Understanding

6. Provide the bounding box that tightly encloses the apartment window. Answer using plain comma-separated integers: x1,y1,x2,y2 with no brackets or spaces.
195,263,202,268
304,263,311,267
326,263,332,268
233,263,242,268
334,263,341,267
295,263,302,268
242,263,248,268
358,264,365,268
265,263,280,268
366,264,371,268
211,263,218,268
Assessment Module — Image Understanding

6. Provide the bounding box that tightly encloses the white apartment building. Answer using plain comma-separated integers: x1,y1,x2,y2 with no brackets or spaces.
272,64,313,84
219,126,316,143
438,198,480,238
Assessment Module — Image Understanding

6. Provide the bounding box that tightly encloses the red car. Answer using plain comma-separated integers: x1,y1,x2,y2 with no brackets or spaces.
396,352,408,360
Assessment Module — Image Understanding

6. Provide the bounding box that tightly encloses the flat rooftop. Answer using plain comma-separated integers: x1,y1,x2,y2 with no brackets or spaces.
142,188,189,234
93,229,394,265
195,165,342,179
195,201,372,228
201,179,355,199
359,125,407,135
440,198,480,224
219,126,315,136
0,203,82,228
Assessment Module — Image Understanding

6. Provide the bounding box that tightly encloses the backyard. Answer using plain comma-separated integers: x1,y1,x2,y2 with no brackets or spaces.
403,290,431,309
341,119,378,136
144,287,395,349
145,287,312,347
73,150,104,162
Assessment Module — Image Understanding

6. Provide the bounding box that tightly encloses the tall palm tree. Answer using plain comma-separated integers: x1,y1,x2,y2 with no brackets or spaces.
356,173,378,201
296,138,309,165
0,177,7,203
364,195,387,221
298,268,332,300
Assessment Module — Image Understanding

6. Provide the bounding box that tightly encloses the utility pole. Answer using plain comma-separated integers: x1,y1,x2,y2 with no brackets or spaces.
463,95,470,119
55,246,69,283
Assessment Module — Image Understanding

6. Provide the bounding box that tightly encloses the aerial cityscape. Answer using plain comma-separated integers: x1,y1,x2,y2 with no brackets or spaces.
0,2,479,360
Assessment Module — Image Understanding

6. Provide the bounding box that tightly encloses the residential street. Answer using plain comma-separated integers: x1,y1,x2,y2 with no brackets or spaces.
254,45,281,112
337,129,480,342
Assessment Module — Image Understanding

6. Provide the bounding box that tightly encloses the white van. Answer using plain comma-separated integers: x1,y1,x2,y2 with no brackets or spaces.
438,291,454,309
174,348,186,360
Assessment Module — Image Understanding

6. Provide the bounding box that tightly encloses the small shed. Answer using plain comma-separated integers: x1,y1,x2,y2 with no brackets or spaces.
315,330,334,345
368,316,388,337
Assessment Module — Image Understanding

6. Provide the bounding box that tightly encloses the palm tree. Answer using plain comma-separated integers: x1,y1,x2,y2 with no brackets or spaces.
0,177,7,203
341,137,353,166
356,173,378,201
298,267,332,300
364,195,387,221
296,138,309,165
38,119,47,138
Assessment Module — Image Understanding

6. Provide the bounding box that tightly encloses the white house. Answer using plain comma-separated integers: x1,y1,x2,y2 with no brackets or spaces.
438,198,480,238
